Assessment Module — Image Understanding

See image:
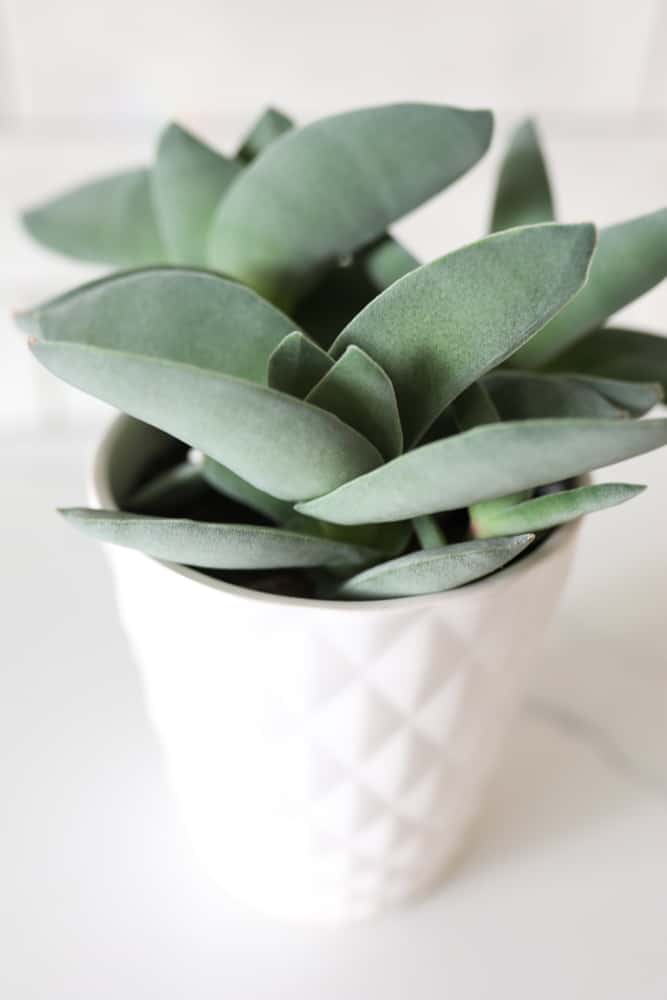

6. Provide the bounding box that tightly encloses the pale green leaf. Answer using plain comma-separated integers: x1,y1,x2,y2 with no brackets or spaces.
511,208,667,367
283,512,413,560
128,461,208,514
361,235,419,289
267,331,333,397
208,103,493,306
21,268,296,384
295,235,419,349
23,168,166,267
566,374,662,416
31,341,383,501
338,534,534,599
60,507,377,569
151,123,241,266
200,456,295,523
452,381,499,430
332,224,596,444
412,515,447,549
483,371,624,419
545,327,667,395
237,107,294,162
490,118,554,232
295,417,667,524
472,483,645,538
306,345,403,459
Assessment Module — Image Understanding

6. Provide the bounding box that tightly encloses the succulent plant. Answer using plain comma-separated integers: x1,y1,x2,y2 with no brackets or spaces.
20,104,667,599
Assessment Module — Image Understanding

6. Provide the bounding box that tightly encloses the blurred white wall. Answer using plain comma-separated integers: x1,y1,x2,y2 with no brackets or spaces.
1,0,667,430
3,0,666,118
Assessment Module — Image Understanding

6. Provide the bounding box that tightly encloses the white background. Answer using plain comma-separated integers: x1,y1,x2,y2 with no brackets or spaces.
1,3,667,997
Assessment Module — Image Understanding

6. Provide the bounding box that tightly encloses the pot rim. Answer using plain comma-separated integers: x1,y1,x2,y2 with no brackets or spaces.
90,414,585,615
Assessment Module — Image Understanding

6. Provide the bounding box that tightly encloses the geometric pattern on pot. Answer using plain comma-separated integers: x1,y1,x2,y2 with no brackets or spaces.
106,510,577,923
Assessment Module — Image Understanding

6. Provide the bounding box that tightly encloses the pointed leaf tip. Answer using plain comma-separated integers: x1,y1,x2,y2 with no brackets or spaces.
338,533,534,599
296,417,667,524
490,116,555,232
512,207,667,367
472,482,646,537
331,222,596,444
59,507,380,570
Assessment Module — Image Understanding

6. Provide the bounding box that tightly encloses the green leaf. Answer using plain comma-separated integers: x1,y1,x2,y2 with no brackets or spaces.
545,327,667,395
471,483,645,538
338,534,534,599
566,373,662,416
283,513,413,560
151,123,241,266
267,331,333,397
483,371,625,419
200,456,295,523
60,507,378,569
306,345,403,459
21,268,296,384
208,103,493,306
511,208,667,368
31,341,383,501
295,235,419,350
490,118,554,232
361,235,419,289
412,515,447,549
452,381,499,430
237,107,294,162
295,417,667,524
332,223,596,444
23,168,166,267
128,461,209,514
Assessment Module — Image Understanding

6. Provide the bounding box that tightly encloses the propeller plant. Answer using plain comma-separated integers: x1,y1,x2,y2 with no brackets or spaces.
21,104,667,599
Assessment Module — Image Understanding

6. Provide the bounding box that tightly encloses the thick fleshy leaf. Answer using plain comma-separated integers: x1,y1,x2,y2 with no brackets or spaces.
267,331,333,397
483,371,624,419
237,107,294,162
545,327,667,394
306,346,403,459
332,224,596,444
296,417,667,524
295,236,418,350
31,341,383,501
151,123,241,265
21,268,296,384
471,483,645,538
283,513,413,560
511,209,667,367
200,456,294,523
490,119,554,232
128,461,209,514
412,515,447,549
338,534,534,599
208,103,493,306
487,370,662,418
361,235,419,289
23,168,166,267
566,374,662,416
60,508,377,569
452,381,499,430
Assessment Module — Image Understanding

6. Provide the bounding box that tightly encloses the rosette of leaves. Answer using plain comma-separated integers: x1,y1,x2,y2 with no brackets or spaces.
20,104,667,599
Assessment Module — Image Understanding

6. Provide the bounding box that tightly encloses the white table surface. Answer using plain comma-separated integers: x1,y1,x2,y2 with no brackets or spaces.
2,425,666,999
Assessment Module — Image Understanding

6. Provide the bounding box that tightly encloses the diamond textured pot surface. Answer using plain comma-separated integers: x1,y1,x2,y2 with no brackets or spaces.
92,417,581,923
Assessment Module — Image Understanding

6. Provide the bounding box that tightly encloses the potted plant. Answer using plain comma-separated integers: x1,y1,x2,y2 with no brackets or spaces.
20,104,667,923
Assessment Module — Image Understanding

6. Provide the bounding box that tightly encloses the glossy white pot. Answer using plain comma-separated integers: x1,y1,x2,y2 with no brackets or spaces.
90,416,581,924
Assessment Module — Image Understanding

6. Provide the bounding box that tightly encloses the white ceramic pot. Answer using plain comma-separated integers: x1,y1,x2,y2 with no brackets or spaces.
91,416,581,924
